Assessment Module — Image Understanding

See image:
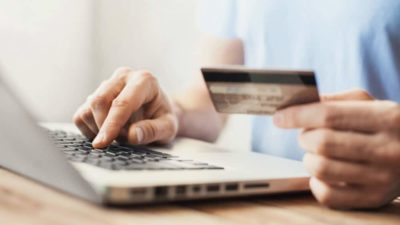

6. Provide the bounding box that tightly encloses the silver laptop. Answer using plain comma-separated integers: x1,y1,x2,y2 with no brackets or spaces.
0,73,310,205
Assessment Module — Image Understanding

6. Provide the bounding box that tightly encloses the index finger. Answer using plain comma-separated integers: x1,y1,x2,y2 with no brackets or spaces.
321,89,374,102
92,71,159,148
88,68,129,129
273,101,400,132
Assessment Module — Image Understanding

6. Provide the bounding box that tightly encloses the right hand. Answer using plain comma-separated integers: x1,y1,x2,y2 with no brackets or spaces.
73,67,179,148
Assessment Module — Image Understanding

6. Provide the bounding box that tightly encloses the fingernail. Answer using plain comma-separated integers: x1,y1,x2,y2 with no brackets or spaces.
135,127,143,144
273,113,284,126
93,132,105,146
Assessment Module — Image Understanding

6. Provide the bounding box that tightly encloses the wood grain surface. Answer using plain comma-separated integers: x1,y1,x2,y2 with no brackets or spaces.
1,169,400,225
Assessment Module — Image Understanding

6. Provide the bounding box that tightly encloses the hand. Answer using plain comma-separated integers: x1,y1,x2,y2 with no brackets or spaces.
274,90,400,209
73,67,178,148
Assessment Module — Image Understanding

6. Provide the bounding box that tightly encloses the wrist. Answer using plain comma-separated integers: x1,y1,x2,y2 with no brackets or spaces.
171,100,185,137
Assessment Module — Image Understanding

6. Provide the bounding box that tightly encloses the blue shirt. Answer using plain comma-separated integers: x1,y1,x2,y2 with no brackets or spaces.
198,0,400,160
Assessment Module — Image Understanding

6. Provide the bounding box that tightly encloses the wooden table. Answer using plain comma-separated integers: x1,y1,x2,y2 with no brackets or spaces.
1,169,400,225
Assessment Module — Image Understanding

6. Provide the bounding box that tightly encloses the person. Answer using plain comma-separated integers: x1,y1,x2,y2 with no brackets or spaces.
73,0,400,209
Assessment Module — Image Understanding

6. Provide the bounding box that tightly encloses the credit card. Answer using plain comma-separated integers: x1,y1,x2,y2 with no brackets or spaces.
201,67,320,115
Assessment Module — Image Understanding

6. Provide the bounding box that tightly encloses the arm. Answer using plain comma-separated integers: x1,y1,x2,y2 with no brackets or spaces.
174,34,244,142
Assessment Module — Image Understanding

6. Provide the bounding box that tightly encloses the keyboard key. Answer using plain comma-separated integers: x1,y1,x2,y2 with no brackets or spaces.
115,156,129,161
48,130,224,171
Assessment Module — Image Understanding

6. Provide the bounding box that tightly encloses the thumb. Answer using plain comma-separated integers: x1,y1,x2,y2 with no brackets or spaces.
321,89,374,102
127,115,177,145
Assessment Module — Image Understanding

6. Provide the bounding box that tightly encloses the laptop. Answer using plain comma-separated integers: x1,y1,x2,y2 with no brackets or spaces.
0,72,310,205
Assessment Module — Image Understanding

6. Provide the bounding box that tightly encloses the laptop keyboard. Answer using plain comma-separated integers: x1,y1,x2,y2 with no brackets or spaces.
48,130,224,171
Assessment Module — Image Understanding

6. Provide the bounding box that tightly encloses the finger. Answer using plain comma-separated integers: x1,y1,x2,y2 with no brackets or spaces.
310,177,390,209
303,153,393,185
127,114,177,145
321,89,374,101
273,100,400,131
89,68,130,129
79,107,99,134
299,128,372,162
93,71,159,148
73,110,96,139
299,129,400,168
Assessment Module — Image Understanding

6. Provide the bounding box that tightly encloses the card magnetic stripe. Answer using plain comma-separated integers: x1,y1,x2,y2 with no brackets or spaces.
202,71,317,86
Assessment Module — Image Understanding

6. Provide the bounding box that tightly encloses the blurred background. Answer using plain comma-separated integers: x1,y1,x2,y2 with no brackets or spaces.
0,0,250,151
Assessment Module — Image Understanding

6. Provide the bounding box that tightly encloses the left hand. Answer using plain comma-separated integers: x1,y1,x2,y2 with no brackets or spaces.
274,90,400,209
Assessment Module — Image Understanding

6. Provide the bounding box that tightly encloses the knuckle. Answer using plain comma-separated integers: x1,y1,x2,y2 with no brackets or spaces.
317,187,335,206
298,132,307,149
98,80,112,90
303,153,316,174
377,143,399,165
314,158,330,179
81,108,92,120
111,98,130,108
315,130,333,155
112,67,132,80
368,190,387,207
90,95,109,109
355,89,372,99
138,70,157,83
302,152,311,162
73,113,83,125
386,103,400,127
321,105,337,127
86,94,94,102
99,80,109,87
376,172,394,185
282,107,299,126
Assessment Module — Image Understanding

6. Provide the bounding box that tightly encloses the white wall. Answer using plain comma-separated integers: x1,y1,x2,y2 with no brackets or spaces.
93,0,199,93
0,0,250,151
0,0,95,121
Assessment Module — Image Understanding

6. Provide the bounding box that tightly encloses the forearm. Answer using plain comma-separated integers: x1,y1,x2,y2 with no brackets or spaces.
172,34,243,142
173,85,227,143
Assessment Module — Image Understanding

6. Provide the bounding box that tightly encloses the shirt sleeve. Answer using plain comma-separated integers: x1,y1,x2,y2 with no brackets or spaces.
196,0,237,38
